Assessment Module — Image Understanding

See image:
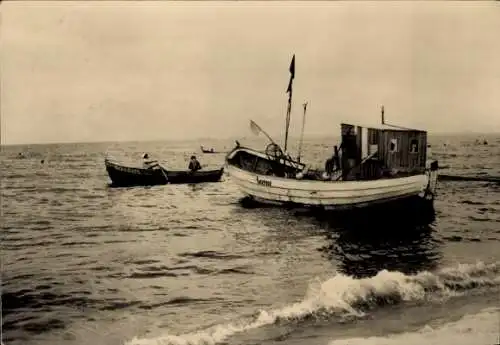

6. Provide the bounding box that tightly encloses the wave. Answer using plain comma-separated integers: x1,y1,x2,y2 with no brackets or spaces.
327,307,499,345
124,261,500,345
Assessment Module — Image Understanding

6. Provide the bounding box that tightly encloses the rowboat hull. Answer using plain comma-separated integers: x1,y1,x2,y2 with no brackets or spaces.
105,159,224,187
225,159,437,210
200,146,223,154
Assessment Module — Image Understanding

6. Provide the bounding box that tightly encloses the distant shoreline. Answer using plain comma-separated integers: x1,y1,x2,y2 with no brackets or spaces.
1,132,499,147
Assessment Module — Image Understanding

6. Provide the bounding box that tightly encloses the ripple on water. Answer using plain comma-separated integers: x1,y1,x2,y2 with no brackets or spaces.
178,250,247,260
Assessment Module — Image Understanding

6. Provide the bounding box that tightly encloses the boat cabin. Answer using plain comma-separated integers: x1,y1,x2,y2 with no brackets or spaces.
339,123,428,181
226,123,429,182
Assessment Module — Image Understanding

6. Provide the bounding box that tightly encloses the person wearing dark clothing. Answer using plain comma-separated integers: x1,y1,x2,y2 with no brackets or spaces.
333,145,341,170
188,155,202,172
325,146,341,174
325,157,335,175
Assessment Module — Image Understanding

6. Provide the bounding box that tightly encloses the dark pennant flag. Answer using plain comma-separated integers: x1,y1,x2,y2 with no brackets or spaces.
286,54,295,94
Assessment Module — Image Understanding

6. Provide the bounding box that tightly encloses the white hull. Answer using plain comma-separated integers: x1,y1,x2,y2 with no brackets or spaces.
226,164,434,209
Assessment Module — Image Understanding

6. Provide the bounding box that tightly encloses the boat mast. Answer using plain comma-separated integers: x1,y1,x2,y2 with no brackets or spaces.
284,54,295,153
297,101,308,163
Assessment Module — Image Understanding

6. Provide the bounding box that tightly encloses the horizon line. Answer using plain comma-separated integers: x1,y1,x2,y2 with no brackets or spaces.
1,130,498,147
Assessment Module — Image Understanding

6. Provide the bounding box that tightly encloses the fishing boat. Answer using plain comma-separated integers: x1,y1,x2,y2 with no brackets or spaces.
104,158,224,187
225,55,439,210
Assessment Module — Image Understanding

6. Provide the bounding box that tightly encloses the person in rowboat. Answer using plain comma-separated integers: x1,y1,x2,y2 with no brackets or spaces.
188,155,202,172
142,153,160,169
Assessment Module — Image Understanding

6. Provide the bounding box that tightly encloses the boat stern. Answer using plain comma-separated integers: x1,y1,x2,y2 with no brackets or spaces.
423,159,439,200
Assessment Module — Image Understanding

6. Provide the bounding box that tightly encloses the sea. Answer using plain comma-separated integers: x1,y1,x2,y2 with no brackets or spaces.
1,134,499,345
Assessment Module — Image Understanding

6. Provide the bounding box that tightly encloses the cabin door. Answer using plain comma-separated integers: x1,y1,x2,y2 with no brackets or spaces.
340,124,360,180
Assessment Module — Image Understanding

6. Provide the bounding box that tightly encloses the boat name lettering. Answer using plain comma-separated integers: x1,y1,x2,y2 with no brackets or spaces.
256,176,272,187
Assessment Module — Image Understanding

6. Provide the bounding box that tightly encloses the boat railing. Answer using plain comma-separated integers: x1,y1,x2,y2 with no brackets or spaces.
281,153,304,170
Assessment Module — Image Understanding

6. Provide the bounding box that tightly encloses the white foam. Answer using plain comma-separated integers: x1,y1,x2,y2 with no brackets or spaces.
124,261,500,345
328,308,500,345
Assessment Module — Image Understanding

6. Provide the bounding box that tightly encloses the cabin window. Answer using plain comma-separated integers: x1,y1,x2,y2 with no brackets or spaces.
409,139,419,153
389,138,398,152
369,130,379,145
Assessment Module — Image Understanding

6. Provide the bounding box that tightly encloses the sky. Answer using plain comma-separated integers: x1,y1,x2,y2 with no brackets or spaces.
1,1,499,145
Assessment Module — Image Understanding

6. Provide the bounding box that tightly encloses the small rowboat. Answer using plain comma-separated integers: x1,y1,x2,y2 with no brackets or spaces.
201,146,230,154
104,158,224,187
200,146,218,154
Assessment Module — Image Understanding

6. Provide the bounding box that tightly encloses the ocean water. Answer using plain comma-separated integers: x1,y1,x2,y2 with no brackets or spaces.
1,134,499,345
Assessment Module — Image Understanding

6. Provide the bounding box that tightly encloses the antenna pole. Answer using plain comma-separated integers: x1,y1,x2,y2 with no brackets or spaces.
284,93,292,152
297,102,308,163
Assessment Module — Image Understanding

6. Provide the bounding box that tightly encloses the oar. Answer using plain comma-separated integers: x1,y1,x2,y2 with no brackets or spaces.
145,159,170,184
149,161,169,184
158,165,169,184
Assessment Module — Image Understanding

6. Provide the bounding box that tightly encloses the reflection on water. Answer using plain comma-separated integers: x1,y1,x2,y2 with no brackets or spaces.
237,195,442,278
317,199,442,278
321,225,442,278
